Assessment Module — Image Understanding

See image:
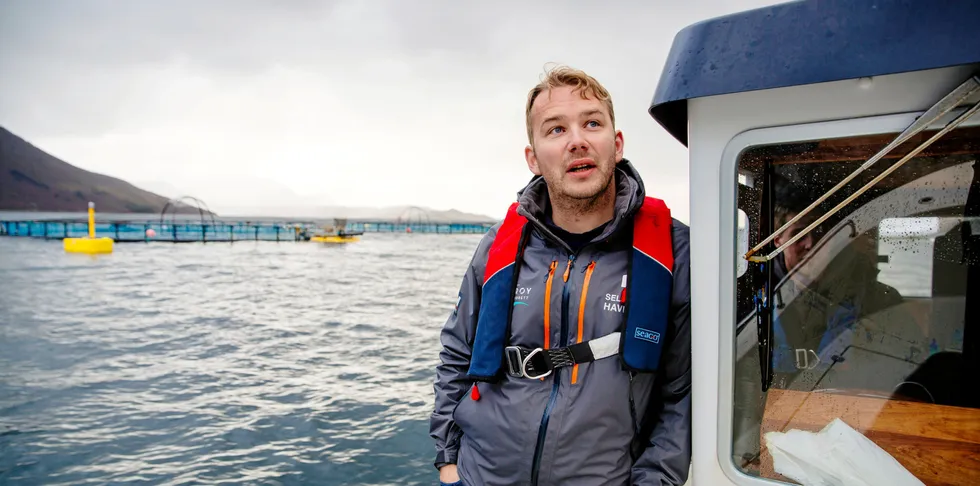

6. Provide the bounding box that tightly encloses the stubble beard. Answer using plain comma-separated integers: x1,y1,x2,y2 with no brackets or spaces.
549,156,617,219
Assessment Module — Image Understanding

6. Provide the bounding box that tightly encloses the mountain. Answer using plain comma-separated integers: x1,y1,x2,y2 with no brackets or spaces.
0,126,205,214
0,126,492,222
215,204,496,223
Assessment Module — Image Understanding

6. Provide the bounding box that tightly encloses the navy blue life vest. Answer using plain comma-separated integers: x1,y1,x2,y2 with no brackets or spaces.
467,197,675,382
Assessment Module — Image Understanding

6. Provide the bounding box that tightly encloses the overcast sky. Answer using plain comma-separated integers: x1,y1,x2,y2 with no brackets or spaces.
1,0,782,220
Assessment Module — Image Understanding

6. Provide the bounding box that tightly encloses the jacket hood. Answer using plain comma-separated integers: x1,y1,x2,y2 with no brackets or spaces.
514,158,647,245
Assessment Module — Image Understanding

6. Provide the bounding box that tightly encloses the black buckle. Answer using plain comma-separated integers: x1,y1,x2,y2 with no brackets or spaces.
504,346,524,377
504,346,552,379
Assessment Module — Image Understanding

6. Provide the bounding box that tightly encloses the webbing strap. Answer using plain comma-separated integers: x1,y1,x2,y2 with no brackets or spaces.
505,332,621,379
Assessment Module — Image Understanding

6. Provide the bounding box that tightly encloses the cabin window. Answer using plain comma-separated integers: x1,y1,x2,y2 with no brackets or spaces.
732,124,980,485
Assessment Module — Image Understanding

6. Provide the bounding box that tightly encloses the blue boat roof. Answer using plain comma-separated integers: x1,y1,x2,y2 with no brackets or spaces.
649,0,980,146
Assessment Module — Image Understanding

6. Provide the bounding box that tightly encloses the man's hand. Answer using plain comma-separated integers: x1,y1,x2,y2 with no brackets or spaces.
438,464,460,484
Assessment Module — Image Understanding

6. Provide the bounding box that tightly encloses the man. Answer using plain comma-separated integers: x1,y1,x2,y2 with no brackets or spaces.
772,203,816,280
770,172,819,282
430,65,692,486
767,172,905,384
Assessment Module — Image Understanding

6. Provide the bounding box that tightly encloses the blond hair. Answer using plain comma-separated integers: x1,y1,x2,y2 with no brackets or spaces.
525,65,615,144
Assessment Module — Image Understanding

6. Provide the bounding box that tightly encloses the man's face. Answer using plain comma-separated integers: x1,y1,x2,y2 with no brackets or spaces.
774,215,815,271
524,86,623,202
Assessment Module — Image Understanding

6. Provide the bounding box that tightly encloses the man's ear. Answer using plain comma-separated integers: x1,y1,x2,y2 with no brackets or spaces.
773,228,787,246
525,145,541,175
614,129,624,161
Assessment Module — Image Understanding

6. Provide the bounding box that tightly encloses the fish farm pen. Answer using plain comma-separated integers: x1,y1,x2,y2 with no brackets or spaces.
0,219,495,243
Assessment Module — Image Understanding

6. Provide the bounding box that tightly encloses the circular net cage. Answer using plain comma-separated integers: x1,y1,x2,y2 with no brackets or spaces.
396,206,432,225
159,196,217,228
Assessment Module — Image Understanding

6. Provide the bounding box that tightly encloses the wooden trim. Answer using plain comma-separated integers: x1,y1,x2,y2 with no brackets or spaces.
759,388,980,486
740,125,980,166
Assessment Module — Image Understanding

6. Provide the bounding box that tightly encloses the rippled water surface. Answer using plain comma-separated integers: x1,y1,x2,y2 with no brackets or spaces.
0,234,483,485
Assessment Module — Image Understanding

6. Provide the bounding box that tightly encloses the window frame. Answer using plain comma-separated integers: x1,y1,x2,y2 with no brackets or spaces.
716,107,980,485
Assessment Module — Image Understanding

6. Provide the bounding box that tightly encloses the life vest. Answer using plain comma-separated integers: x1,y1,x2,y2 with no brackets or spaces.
467,196,675,382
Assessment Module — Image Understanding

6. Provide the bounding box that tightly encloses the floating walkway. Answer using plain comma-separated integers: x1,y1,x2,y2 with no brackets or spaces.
0,219,494,243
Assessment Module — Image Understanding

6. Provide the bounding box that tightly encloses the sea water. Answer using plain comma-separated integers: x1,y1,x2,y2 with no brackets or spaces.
0,233,482,485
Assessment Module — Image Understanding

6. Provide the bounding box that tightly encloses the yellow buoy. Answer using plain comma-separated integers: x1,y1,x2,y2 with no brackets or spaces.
64,202,114,254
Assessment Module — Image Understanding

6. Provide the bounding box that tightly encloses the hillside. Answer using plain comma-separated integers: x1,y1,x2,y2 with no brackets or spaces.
0,126,492,222
0,126,202,214
213,204,496,223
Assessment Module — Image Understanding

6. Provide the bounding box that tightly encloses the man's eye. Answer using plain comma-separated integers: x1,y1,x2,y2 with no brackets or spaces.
549,126,564,135
587,120,600,128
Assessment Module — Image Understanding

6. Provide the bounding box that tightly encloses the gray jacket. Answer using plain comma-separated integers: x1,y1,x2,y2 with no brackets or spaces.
430,160,692,485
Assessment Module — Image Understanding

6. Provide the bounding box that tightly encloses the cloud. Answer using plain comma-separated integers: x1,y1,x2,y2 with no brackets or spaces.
0,0,784,221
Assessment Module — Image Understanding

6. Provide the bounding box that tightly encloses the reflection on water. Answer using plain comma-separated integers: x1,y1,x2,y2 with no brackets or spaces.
0,234,482,485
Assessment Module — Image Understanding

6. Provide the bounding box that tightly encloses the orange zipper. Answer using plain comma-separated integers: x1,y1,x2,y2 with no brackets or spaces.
572,261,596,384
543,260,558,350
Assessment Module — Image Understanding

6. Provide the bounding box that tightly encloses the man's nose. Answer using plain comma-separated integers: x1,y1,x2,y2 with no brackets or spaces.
568,128,588,152
801,234,814,251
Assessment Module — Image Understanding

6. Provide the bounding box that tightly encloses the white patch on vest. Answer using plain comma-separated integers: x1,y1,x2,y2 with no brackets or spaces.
621,275,628,288
588,332,621,360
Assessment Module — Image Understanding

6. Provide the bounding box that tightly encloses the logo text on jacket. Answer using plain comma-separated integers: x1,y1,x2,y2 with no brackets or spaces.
604,292,625,313
634,327,661,344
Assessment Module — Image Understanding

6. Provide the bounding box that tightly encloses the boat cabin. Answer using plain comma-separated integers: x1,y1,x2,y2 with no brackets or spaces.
650,1,980,484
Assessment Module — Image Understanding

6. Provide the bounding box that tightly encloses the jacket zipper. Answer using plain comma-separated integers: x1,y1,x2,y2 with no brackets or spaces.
572,261,596,385
522,222,605,485
543,261,558,350
628,371,639,435
530,253,575,486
